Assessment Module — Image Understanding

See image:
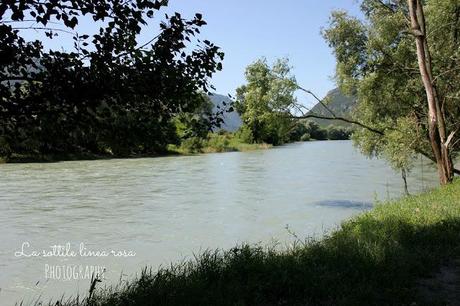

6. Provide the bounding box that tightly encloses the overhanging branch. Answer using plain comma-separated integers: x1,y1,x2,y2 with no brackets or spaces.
293,84,460,175
295,84,336,117
291,113,385,135
292,84,385,135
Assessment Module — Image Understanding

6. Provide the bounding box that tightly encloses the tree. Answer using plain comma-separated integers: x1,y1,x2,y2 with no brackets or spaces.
322,0,460,185
0,0,224,157
235,58,297,145
407,0,454,184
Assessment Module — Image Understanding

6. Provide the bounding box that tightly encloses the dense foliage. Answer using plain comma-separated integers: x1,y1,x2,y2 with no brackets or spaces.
289,120,352,141
0,0,224,158
323,0,460,181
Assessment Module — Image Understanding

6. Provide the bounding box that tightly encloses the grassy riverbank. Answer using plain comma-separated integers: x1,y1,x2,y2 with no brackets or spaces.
48,180,460,306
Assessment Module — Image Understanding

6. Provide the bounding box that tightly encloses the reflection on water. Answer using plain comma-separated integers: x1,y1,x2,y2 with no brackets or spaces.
0,141,438,304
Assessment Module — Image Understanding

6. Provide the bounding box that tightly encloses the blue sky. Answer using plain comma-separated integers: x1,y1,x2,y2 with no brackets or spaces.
161,0,362,107
19,0,362,109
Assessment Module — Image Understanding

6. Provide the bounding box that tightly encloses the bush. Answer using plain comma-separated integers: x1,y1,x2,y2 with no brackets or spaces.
0,137,11,159
235,126,254,144
302,121,327,140
179,137,205,153
288,121,309,142
326,125,352,140
300,133,311,141
309,128,328,140
205,133,233,152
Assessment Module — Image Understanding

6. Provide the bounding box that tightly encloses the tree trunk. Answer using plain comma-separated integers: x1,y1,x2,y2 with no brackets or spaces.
408,0,454,185
402,168,410,196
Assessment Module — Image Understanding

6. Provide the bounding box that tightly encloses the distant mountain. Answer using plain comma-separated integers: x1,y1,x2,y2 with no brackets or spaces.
209,94,242,132
308,88,357,127
208,89,355,132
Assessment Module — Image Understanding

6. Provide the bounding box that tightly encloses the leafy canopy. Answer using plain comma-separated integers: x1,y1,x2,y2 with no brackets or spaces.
0,0,224,157
323,0,460,171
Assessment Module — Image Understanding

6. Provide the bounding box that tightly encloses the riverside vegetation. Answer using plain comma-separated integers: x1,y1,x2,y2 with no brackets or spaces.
41,180,460,306
168,123,351,155
0,120,350,161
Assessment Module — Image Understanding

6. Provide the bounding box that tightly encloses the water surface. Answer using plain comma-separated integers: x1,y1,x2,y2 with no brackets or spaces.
0,141,438,304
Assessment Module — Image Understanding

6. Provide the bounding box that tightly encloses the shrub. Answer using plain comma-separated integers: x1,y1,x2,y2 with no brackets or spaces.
0,137,11,159
327,125,352,140
300,133,311,141
205,133,233,152
235,126,254,144
288,121,309,142
179,137,204,153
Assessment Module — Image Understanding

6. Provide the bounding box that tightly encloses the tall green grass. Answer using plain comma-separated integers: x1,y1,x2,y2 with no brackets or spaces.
46,180,460,306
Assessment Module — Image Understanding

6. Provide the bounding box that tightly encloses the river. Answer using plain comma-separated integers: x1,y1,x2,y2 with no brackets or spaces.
0,140,439,304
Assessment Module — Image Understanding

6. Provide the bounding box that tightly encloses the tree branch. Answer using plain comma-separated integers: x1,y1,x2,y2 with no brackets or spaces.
293,84,385,135
291,113,385,135
293,83,458,176
12,26,75,35
295,84,336,117
415,148,460,175
445,128,458,148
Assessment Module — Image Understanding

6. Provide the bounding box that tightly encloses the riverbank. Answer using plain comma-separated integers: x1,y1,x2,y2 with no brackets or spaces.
1,131,352,164
45,180,459,305
1,133,272,163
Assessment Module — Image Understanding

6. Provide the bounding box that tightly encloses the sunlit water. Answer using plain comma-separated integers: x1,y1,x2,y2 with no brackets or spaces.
0,141,439,305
